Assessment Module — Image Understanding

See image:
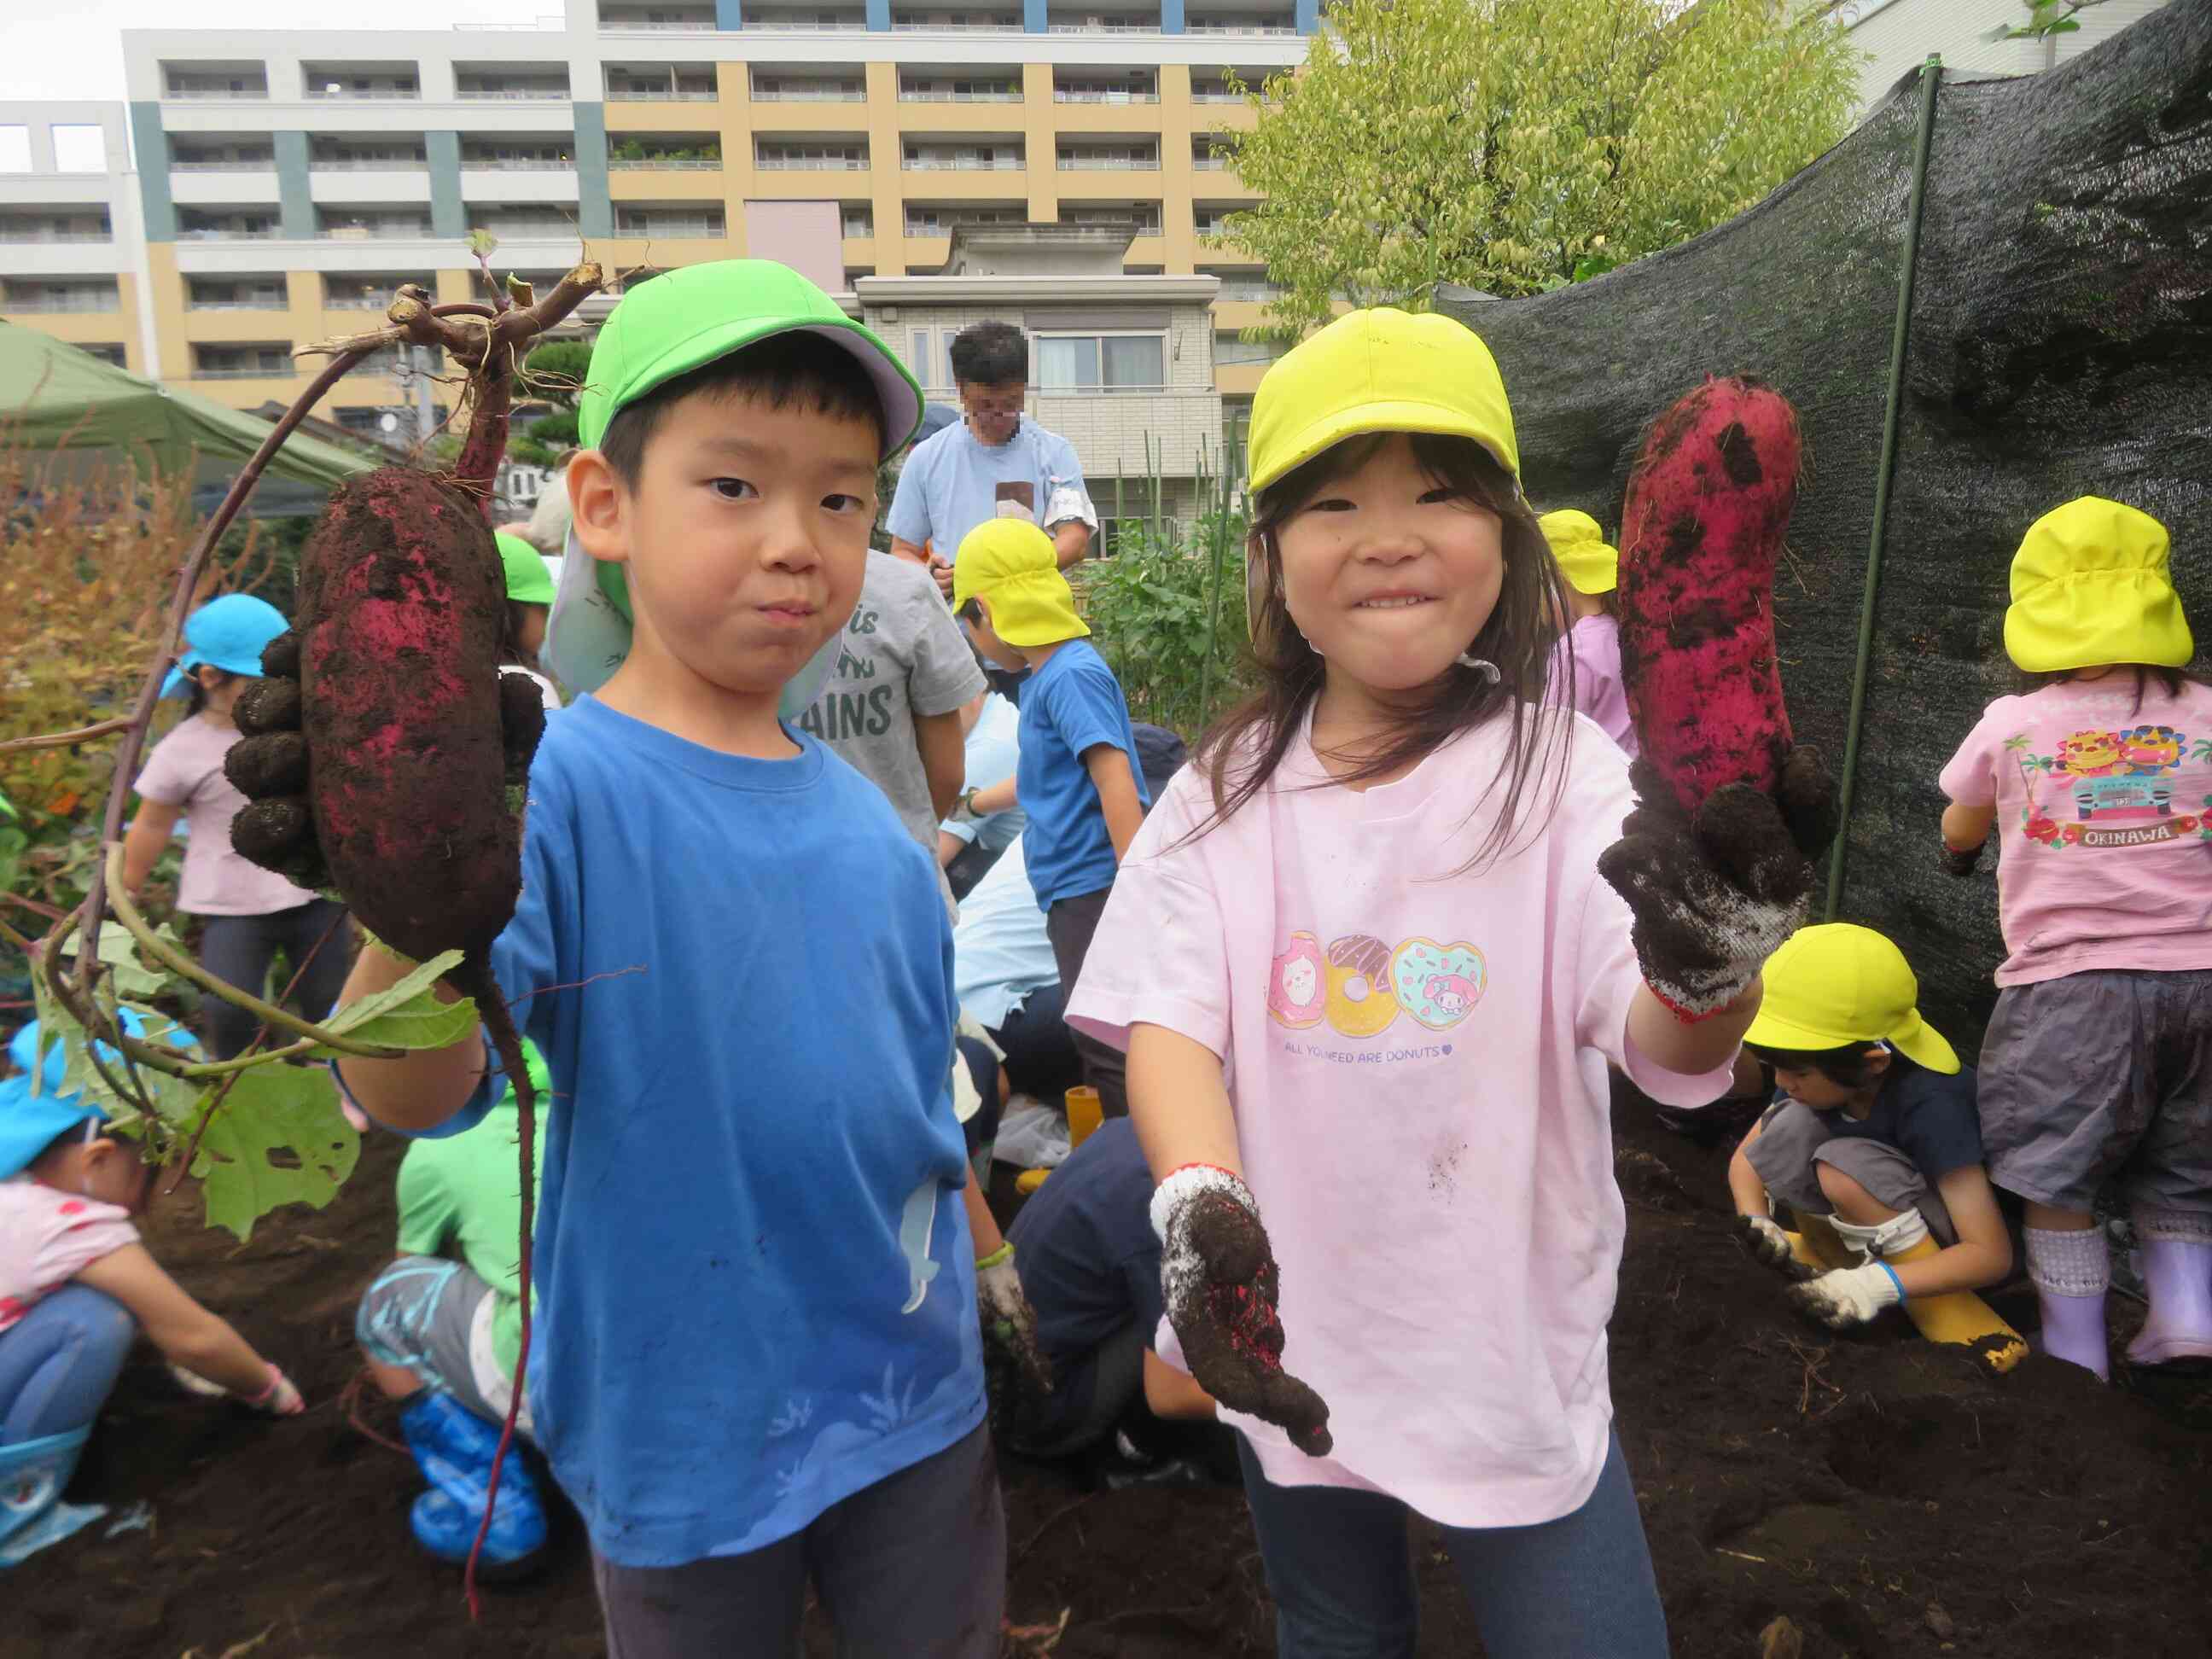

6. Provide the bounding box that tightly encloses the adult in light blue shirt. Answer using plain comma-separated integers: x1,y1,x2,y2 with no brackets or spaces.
887,322,1097,599
939,690,1025,876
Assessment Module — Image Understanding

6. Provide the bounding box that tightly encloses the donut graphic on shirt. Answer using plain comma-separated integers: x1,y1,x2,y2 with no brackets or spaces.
1267,932,1326,1029
1322,934,1400,1038
1390,938,1487,1030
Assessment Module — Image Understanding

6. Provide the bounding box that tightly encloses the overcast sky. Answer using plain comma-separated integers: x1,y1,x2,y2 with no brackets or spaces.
0,1,553,102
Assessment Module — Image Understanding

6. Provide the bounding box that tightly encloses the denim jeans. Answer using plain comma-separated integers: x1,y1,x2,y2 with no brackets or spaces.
0,1288,137,1444
1238,1429,1668,1659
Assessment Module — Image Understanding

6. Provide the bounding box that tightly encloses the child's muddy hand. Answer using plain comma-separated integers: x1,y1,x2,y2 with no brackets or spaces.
1738,1214,1813,1278
222,631,332,894
243,1363,305,1417
976,1244,1055,1399
1154,1167,1335,1458
1786,1263,1900,1330
1940,839,1985,879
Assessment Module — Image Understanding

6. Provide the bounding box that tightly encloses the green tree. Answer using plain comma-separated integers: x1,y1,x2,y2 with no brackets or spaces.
1987,0,2112,41
1219,0,1865,337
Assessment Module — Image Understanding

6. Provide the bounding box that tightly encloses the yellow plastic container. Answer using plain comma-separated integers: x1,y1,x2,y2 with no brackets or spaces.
1065,1086,1103,1149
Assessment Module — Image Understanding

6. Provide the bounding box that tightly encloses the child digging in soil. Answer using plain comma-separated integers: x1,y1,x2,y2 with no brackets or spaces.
1938,496,2212,1380
329,261,1004,1655
1539,509,1637,757
354,1040,551,1575
1728,924,2026,1369
1066,310,1834,1658
953,521,1150,1120
0,1017,302,1565
119,595,350,1061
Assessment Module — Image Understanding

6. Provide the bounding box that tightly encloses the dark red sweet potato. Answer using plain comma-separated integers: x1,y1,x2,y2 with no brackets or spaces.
1616,376,1802,818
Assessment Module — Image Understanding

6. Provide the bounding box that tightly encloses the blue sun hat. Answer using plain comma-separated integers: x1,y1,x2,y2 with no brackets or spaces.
160,594,290,699
0,1012,192,1178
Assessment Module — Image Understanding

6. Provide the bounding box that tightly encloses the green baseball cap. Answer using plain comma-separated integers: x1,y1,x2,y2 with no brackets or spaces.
496,532,556,605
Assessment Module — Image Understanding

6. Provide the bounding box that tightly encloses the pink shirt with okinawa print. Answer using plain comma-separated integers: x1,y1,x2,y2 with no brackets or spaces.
1940,678,2212,987
1066,708,1734,1529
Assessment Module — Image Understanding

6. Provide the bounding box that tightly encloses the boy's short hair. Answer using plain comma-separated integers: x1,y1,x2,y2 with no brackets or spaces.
599,333,886,486
949,321,1027,387
1745,1041,1901,1090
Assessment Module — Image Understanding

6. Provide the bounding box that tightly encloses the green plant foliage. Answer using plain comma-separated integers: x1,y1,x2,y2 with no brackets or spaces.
1987,0,2105,42
1079,506,1254,740
187,1062,360,1241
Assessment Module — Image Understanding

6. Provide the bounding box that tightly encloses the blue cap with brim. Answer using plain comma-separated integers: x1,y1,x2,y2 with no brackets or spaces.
160,593,291,700
0,1012,191,1179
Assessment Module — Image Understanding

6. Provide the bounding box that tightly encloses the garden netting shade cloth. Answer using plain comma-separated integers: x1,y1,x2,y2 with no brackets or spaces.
0,323,371,511
1441,0,2212,1049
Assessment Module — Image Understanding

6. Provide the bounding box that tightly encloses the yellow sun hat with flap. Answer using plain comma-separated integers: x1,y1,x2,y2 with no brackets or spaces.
1743,923,1959,1075
1246,308,1521,496
2005,496,2192,673
1539,509,1618,596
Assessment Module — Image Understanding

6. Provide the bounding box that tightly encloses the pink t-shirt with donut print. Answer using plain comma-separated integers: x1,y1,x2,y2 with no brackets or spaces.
0,1175,139,1334
1068,707,1734,1529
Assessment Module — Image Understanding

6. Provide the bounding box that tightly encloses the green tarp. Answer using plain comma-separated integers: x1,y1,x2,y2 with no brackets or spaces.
0,323,373,508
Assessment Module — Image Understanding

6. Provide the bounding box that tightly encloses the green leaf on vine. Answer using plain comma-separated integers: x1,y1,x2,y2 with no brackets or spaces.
59,925,177,1000
189,1063,360,1241
312,949,477,1052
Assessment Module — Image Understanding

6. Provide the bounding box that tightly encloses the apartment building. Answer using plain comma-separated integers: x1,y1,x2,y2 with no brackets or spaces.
0,104,145,375
1838,0,2174,113
0,0,1308,434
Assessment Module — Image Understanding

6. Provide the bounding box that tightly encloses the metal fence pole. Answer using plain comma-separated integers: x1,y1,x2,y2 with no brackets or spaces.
1825,54,1942,922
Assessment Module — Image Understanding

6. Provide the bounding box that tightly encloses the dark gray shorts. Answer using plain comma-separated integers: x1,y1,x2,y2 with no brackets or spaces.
592,1421,1004,1659
1979,969,2212,1215
356,1256,516,1429
1743,1101,1958,1245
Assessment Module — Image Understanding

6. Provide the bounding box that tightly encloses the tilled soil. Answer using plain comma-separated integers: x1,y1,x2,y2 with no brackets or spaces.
12,1096,2209,1657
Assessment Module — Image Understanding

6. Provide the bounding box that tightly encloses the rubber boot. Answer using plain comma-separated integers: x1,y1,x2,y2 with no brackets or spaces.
2025,1225,2111,1382
2125,1237,2212,1368
1881,1235,2028,1372
1790,1212,1856,1272
0,1428,106,1568
398,1391,546,1569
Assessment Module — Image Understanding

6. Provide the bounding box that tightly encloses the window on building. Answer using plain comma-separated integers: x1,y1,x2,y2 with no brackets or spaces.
1035,333,1164,393
50,125,105,173
1216,332,1284,366
841,204,874,237
0,126,32,172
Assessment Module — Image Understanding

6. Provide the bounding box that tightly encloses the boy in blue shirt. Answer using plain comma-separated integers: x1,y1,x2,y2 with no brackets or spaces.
952,520,1149,1118
328,261,1001,1654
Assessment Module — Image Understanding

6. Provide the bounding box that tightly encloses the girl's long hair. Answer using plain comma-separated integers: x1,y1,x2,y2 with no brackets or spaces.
1185,432,1575,874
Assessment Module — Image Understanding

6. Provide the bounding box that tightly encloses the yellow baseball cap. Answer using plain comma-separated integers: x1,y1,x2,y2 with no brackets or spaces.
951,518,1089,649
1247,308,1520,496
2005,496,2192,673
1743,924,1959,1075
1540,509,1617,596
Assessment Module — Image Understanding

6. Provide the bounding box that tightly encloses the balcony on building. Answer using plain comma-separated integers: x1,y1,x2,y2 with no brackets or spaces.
756,136,870,172
317,206,433,240
1191,135,1236,172
1216,329,1285,367
899,69,1022,103
598,3,718,29
747,6,869,31
902,203,1027,237
1190,68,1272,103
1057,201,1161,235
1045,4,1161,34
310,136,430,172
463,136,579,172
1057,137,1158,172
607,133,721,170
1053,69,1157,104
1198,265,1278,302
178,207,281,242
901,137,1023,172
192,342,296,381
612,204,727,238
169,137,275,172
751,67,866,102
1194,203,1244,236
185,276,288,310
469,205,584,242
1185,1,1298,34
893,9,1022,31
1,278,120,313
606,62,718,101
161,62,267,101
0,208,114,244
454,64,572,101
74,343,128,367
841,201,875,238
301,63,421,101
321,275,414,311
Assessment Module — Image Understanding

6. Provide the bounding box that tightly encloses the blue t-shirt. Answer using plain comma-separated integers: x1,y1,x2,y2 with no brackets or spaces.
1016,640,1150,909
886,418,1093,558
436,696,982,1568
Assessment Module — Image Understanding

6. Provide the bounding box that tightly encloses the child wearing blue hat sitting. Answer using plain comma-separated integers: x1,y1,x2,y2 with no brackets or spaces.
0,1017,301,1566
120,594,350,1062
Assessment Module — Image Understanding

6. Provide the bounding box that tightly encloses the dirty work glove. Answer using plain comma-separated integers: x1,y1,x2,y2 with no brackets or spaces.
1786,1262,1903,1330
223,630,547,894
241,1362,305,1417
1598,750,1839,1022
1738,1214,1813,1279
1940,838,1986,879
975,1243,1054,1399
1152,1164,1332,1457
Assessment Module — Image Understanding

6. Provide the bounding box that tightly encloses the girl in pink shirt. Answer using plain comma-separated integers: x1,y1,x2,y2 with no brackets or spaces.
1538,509,1638,757
1068,311,1835,1658
1938,496,2212,1380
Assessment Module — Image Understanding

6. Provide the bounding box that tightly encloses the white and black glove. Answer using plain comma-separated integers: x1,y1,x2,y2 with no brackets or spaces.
1738,1214,1813,1279
1786,1262,1904,1330
975,1243,1053,1399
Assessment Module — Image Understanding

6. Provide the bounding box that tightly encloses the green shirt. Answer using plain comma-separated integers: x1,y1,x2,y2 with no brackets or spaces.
393,1040,549,1372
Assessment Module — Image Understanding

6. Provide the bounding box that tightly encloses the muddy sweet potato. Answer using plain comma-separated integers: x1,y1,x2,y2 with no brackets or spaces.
1616,377,1802,818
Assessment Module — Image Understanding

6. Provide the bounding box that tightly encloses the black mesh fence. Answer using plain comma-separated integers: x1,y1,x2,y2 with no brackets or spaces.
1440,0,2212,1047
